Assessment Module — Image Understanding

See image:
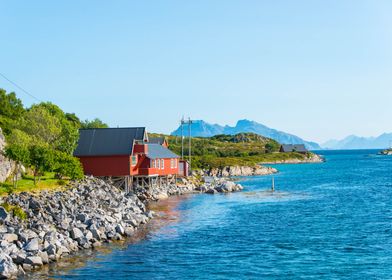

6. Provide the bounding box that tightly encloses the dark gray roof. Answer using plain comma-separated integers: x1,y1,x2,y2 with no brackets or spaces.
149,137,166,145
280,144,308,153
74,127,146,156
146,144,179,159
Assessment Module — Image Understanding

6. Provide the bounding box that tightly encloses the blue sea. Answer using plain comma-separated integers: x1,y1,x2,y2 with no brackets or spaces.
32,150,392,279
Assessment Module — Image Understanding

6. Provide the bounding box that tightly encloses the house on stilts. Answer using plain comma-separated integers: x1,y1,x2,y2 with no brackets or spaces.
74,127,186,192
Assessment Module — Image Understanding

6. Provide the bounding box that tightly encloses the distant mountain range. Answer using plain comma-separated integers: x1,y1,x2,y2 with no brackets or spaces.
171,119,321,150
322,133,392,150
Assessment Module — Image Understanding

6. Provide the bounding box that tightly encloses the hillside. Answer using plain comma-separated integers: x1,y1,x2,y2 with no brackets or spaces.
171,119,321,150
150,132,316,169
323,133,392,149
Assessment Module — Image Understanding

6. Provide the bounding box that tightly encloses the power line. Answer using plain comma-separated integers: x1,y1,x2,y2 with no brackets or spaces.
0,72,42,102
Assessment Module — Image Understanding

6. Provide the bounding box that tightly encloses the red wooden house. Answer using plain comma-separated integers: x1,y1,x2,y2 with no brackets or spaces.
74,127,181,178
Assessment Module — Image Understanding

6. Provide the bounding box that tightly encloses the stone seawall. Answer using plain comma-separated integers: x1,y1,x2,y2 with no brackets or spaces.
0,176,244,278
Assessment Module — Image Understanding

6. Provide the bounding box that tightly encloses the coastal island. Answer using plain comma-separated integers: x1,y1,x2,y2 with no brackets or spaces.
379,148,392,155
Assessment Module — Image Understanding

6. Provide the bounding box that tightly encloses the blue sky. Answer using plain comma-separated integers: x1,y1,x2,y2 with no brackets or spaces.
1,1,391,143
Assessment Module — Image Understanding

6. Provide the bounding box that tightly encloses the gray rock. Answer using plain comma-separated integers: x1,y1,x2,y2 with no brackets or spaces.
85,230,93,241
70,228,84,239
12,252,26,265
0,207,9,222
76,213,88,222
46,244,56,255
24,238,39,252
25,256,43,266
3,233,18,243
38,251,49,264
115,224,124,235
28,198,42,211
0,225,7,234
206,189,217,194
0,252,18,279
22,263,32,272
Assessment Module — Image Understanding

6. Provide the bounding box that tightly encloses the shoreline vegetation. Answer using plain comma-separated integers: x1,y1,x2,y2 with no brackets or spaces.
149,133,324,171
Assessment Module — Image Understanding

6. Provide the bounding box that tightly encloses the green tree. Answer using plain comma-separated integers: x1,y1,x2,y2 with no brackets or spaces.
4,144,30,188
81,118,108,129
0,89,25,135
20,103,80,154
22,105,62,145
53,151,83,180
29,145,55,185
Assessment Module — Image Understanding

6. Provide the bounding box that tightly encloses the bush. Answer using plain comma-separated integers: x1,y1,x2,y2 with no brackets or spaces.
0,202,27,221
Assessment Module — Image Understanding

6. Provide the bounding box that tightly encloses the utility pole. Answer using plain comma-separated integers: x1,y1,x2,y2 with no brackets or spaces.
188,117,193,169
180,117,193,169
181,117,184,159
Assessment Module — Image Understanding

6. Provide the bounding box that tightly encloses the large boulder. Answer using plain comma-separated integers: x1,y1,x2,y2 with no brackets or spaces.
0,207,9,223
0,252,18,279
70,228,84,239
24,238,40,252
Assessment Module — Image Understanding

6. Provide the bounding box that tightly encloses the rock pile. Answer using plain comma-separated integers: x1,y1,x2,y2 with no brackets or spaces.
0,175,245,278
196,179,244,194
0,177,152,279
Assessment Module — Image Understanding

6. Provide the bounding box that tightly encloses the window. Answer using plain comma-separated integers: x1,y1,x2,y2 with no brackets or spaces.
174,159,177,168
132,156,137,166
170,159,173,168
161,159,164,169
157,159,160,169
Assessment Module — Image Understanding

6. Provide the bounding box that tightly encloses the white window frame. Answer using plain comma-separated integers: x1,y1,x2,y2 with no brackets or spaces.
132,156,137,166
157,159,160,169
161,159,164,169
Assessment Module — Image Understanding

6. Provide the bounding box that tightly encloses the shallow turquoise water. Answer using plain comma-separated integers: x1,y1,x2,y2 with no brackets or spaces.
44,150,392,279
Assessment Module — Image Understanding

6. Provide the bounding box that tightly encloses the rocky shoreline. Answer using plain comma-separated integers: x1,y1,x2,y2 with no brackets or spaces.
206,165,277,177
261,153,324,164
0,176,243,279
379,149,392,156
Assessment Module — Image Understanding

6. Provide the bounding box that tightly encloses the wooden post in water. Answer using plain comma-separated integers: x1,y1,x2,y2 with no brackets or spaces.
271,177,275,192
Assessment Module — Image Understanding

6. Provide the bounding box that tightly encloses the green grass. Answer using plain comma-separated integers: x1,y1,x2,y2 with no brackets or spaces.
0,172,69,196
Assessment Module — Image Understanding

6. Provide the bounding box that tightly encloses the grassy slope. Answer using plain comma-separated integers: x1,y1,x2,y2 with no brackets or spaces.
149,132,311,169
0,172,68,196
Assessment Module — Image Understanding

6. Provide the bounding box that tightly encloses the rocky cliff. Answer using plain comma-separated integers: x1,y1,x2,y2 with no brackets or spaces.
261,153,324,164
207,165,278,177
0,128,14,183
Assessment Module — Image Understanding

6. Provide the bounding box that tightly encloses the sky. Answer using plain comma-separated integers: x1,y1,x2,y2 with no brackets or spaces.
1,0,391,144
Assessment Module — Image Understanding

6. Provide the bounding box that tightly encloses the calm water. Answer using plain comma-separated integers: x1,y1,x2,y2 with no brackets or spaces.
34,150,392,279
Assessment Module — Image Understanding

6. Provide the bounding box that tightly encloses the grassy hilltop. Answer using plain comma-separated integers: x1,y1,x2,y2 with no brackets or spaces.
149,133,313,169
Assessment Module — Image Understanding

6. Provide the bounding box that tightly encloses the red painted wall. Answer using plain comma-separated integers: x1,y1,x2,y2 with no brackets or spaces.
138,158,179,176
79,155,130,176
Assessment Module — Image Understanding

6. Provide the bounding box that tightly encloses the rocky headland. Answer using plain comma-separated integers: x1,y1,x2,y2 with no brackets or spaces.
261,153,324,164
0,176,243,279
206,165,277,177
379,149,392,155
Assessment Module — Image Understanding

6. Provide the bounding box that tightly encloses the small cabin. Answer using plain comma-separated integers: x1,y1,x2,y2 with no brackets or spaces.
279,144,308,153
74,127,180,177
